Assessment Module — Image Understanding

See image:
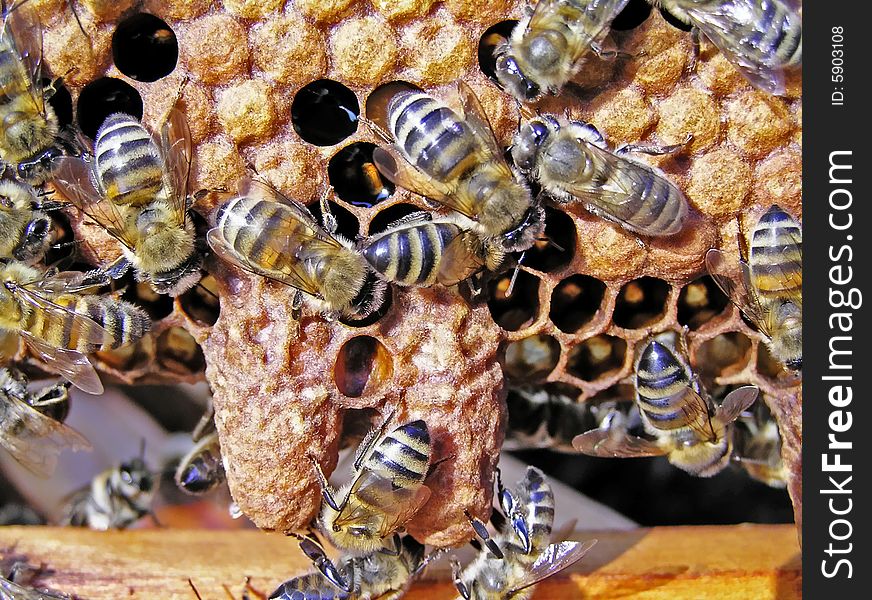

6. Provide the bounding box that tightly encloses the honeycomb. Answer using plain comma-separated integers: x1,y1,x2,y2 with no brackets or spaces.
27,0,802,543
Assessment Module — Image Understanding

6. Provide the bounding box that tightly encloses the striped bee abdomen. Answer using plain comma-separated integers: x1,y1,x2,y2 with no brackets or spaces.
214,196,299,275
94,113,167,207
517,466,555,555
635,341,697,431
749,205,802,301
362,221,462,286
388,92,480,183
366,420,431,488
270,573,349,600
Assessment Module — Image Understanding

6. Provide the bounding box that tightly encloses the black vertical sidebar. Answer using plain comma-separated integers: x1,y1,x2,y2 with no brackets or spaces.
804,1,870,597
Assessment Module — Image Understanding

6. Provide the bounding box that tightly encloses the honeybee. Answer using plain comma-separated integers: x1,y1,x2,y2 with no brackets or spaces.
208,177,387,320
0,366,90,477
653,0,802,96
573,337,759,476
371,82,544,283
493,0,630,102
512,114,689,237
0,180,59,263
174,431,225,496
51,105,202,296
453,466,597,600
733,397,787,488
271,534,437,600
0,2,73,185
706,205,802,371
310,416,432,557
63,454,158,530
0,261,151,394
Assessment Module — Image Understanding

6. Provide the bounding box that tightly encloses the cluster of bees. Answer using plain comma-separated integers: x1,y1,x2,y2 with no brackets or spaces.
0,0,802,598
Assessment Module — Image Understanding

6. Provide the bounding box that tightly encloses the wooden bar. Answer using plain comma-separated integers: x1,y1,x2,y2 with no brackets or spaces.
0,525,801,599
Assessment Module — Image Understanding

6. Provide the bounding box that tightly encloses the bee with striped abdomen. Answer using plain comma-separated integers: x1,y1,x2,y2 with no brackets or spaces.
51,103,202,296
0,366,90,477
0,180,59,263
310,415,432,558
493,0,630,102
174,430,225,496
371,82,544,284
573,337,759,476
271,533,437,600
0,261,151,394
63,453,158,530
706,205,802,371
0,1,75,185
208,177,387,320
653,0,802,96
512,114,689,237
453,466,597,600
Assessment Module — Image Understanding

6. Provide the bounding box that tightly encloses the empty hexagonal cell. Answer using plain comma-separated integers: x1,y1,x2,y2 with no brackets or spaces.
487,270,541,331
611,0,653,30
44,78,73,129
112,13,178,82
291,79,359,146
156,327,206,374
477,20,516,82
756,342,785,380
328,142,394,207
567,334,628,382
550,275,606,333
677,275,730,330
694,332,752,382
613,277,671,329
365,81,422,132
334,336,393,398
178,274,220,327
77,77,144,139
522,207,576,273
504,334,561,382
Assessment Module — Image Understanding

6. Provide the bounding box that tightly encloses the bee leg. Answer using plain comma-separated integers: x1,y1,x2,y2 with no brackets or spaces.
616,133,692,157
464,509,504,559
102,256,132,280
688,27,701,74
318,187,339,235
307,453,341,512
451,558,471,600
378,532,402,556
495,469,531,553
291,533,352,593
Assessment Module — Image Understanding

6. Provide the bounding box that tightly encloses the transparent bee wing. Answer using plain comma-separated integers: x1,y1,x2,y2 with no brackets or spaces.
20,333,103,395
508,539,598,594
1,2,46,115
52,156,139,252
372,146,457,206
572,427,665,458
527,0,629,63
0,394,91,477
158,105,193,226
454,81,509,165
335,471,430,536
715,385,759,426
236,176,331,238
704,248,771,338
29,269,110,295
682,0,792,95
562,143,687,237
437,230,486,286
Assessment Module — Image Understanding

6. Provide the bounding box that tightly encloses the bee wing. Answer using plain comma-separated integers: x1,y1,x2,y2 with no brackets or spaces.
436,230,486,286
715,386,759,426
681,387,719,444
52,156,139,252
527,0,629,62
158,105,193,225
0,3,46,115
371,145,458,206
19,333,104,395
561,144,685,236
681,0,792,95
336,471,430,535
454,81,508,165
704,248,772,337
29,269,109,295
508,539,598,594
0,395,91,477
571,427,665,458
13,279,113,348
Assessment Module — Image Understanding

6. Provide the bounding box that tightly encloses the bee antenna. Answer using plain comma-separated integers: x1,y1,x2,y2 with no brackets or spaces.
504,251,526,298
537,236,565,252
195,280,219,301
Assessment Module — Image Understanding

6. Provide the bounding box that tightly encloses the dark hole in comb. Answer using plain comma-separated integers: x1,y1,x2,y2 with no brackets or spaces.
178,274,220,327
522,207,575,273
613,277,670,329
367,203,427,236
477,20,517,83
42,78,74,129
292,79,360,146
112,13,178,82
611,0,653,31
305,199,360,241
677,275,730,330
660,8,693,31
122,280,175,320
695,332,752,386
77,77,144,139
504,333,561,382
335,336,393,398
550,275,606,333
328,142,395,208
567,334,627,382
156,327,206,374
487,270,540,331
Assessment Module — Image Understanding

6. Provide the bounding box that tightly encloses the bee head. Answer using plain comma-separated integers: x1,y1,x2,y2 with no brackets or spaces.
119,457,155,494
499,203,545,254
493,49,542,103
511,118,553,172
13,215,53,263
